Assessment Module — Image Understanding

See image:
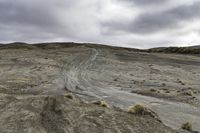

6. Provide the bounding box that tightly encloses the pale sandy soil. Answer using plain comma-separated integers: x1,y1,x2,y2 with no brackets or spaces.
0,43,199,132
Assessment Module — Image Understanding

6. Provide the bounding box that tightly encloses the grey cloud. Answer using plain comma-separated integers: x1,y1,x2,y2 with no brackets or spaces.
0,0,77,28
103,1,200,34
132,2,200,33
0,0,82,42
0,1,56,27
0,0,199,48
119,0,168,6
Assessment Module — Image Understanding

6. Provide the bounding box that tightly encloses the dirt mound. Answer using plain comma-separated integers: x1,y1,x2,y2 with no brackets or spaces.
0,94,177,133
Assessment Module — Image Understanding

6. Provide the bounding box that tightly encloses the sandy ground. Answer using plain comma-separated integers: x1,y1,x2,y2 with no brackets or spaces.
0,43,199,132
0,94,178,133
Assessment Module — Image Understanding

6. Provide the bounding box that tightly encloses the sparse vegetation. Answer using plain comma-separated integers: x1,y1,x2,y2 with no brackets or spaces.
148,47,200,54
128,104,147,114
128,104,161,122
181,82,185,85
148,64,153,67
184,91,193,96
188,87,192,90
114,78,118,81
64,93,74,99
181,122,192,131
192,96,196,99
1,43,200,132
92,100,109,108
165,90,170,93
177,79,185,85
150,89,156,92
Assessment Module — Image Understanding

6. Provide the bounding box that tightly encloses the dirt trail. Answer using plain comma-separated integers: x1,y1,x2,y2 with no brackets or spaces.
64,48,200,131
0,43,199,132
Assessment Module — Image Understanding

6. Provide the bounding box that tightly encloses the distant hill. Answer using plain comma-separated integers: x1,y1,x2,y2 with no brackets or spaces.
189,45,200,48
148,46,200,54
0,42,200,54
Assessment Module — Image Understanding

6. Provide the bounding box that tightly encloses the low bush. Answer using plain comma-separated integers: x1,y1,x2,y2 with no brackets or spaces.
64,93,74,99
92,100,109,108
128,104,146,114
150,89,156,92
185,91,193,96
181,122,192,131
128,104,161,122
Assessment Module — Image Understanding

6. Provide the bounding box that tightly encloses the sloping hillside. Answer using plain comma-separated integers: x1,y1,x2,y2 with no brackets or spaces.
148,46,200,54
0,42,199,133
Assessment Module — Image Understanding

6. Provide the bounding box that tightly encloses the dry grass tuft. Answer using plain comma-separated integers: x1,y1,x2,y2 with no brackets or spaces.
128,104,161,122
185,91,193,96
64,93,74,99
92,100,109,108
128,104,148,115
181,122,192,131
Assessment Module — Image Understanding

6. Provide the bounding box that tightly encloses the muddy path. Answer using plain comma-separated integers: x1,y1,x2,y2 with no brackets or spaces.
63,47,200,131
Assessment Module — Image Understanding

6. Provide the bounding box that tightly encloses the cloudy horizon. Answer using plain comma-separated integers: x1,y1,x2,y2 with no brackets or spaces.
0,0,200,48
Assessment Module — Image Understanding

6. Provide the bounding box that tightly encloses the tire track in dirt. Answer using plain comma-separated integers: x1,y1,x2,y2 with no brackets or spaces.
63,48,200,131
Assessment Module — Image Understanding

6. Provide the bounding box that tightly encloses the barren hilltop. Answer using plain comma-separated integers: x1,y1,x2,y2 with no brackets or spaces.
0,42,200,133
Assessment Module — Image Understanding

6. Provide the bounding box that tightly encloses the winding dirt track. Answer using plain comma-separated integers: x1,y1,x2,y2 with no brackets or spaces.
0,44,199,132
64,48,200,131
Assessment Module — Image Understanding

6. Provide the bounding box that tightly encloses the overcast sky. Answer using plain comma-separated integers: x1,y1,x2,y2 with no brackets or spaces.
0,0,200,48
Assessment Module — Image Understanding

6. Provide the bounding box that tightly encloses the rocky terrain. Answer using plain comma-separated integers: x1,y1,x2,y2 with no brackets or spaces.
0,42,200,133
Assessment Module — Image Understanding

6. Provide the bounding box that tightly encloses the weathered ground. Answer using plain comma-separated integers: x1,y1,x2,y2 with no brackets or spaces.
0,94,178,133
0,43,199,133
